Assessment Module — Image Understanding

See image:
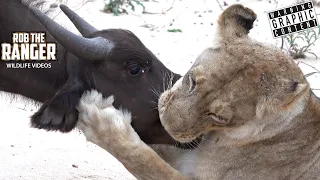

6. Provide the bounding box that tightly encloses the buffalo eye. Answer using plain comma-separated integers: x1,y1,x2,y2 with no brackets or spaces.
127,63,143,76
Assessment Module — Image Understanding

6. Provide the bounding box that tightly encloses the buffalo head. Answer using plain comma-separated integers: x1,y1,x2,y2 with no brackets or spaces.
30,5,181,145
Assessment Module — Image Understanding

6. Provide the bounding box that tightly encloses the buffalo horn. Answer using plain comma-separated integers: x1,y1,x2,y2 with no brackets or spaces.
60,4,97,38
29,6,113,60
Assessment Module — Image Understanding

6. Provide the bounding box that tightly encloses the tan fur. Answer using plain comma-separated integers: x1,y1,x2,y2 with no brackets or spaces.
77,4,320,180
77,90,189,180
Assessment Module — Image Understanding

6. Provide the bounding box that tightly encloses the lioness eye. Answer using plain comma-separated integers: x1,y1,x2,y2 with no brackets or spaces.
188,74,196,93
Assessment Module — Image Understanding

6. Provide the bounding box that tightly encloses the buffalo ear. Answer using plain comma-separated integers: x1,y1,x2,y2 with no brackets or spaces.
30,77,84,132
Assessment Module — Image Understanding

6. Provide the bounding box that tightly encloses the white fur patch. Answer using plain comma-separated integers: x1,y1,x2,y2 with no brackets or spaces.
77,89,132,127
79,90,115,110
76,90,139,144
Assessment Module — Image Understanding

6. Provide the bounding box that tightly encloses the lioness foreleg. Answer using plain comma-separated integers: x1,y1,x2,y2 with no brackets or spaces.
76,90,189,180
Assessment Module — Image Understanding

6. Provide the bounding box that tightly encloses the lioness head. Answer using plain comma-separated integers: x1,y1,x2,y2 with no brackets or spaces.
158,4,310,143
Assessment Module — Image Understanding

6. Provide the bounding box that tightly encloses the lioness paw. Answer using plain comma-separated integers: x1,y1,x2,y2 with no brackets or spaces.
76,90,136,145
79,89,114,109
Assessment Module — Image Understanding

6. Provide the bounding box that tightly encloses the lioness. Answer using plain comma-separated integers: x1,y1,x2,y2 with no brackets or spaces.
76,4,320,180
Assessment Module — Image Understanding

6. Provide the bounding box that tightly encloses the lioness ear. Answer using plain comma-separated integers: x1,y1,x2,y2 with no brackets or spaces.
283,82,309,107
30,77,84,132
218,4,257,38
291,82,308,95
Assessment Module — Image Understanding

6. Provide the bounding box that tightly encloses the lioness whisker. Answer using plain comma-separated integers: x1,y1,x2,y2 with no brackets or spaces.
192,141,211,158
149,87,160,99
162,71,167,93
151,84,161,95
165,71,171,91
169,72,174,89
150,100,158,104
